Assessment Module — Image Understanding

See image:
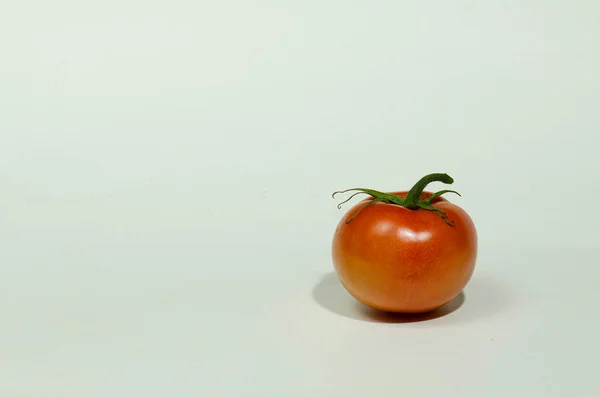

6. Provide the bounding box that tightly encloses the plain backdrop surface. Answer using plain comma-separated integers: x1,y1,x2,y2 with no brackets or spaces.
1,1,599,396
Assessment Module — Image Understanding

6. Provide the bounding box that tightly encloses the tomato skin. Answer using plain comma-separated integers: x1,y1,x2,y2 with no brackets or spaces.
332,191,477,313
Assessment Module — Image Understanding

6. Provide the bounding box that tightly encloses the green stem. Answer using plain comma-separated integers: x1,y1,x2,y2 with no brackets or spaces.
404,173,454,209
333,173,461,226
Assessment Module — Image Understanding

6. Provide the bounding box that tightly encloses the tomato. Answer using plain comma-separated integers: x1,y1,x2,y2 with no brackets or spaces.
331,173,477,313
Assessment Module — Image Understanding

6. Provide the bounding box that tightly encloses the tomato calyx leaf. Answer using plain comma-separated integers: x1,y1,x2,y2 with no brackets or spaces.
333,173,461,226
422,189,461,204
332,188,404,207
416,202,456,226
332,188,404,224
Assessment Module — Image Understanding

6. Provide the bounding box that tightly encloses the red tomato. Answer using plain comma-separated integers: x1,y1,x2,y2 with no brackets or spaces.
331,174,477,313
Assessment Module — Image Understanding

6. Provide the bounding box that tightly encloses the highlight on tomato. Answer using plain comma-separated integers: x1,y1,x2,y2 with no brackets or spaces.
331,173,477,313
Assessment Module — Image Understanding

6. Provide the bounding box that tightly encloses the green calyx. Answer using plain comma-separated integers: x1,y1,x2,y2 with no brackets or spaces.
332,173,461,226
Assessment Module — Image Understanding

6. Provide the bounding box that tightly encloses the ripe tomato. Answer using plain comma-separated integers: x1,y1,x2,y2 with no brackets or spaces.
331,173,477,313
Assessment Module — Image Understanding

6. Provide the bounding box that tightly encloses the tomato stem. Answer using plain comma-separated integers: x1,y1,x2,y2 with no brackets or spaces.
404,173,454,209
333,173,461,226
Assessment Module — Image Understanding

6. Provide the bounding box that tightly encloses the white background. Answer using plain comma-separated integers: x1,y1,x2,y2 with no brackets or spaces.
1,1,599,395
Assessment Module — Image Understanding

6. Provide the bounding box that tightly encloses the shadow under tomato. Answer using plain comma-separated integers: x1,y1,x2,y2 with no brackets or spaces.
312,272,505,324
